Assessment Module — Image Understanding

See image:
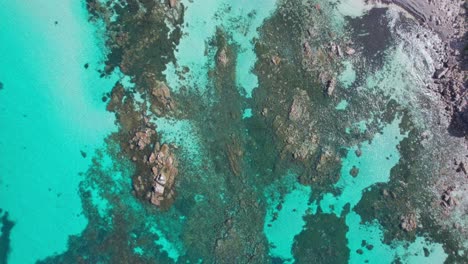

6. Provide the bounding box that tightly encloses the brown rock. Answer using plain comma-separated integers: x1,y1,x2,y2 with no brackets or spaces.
400,213,417,232
152,166,159,176
289,97,304,121
327,77,336,96
271,55,281,65
149,153,156,164
132,128,155,150
168,0,177,8
150,192,161,206
345,47,355,55
303,42,312,58
218,48,228,66
152,81,171,99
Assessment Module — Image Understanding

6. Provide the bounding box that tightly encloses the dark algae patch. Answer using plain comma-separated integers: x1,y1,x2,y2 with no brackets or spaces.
293,213,349,264
0,209,14,264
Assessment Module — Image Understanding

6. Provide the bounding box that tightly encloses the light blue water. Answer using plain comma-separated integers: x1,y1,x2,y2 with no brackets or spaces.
321,118,405,216
242,108,253,119
338,60,357,89
336,99,349,110
263,173,316,262
0,1,120,262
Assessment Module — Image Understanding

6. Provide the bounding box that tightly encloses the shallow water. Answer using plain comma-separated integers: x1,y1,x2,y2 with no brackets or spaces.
0,1,119,262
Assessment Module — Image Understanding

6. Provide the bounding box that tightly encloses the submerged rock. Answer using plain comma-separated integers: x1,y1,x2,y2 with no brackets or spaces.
350,166,359,177
355,149,362,157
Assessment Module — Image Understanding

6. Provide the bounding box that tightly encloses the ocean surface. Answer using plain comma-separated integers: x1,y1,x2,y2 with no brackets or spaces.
0,0,457,263
0,1,119,262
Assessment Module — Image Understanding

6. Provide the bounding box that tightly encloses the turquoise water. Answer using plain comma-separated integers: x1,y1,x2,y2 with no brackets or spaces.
242,108,253,119
338,60,357,89
336,99,349,110
0,1,120,262
321,118,405,216
263,174,316,262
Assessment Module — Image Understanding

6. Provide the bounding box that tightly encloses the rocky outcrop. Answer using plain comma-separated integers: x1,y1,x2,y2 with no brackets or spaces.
142,73,175,116
289,93,309,122
130,128,155,150
326,77,336,96
400,213,418,232
148,143,178,207
274,89,320,161
271,55,281,66
128,125,178,208
168,0,178,8
440,186,458,209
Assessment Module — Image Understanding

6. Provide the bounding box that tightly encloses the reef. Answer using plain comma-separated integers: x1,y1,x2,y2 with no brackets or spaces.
40,0,468,262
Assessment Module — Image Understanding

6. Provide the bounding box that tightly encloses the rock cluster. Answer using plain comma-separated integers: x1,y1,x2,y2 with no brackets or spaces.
440,186,458,209
142,73,175,116
147,144,178,206
400,213,418,232
129,126,178,208
168,0,178,8
130,128,155,150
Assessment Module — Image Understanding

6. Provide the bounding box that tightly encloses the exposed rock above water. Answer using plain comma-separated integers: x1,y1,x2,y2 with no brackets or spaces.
218,48,228,67
400,213,418,232
130,128,155,150
129,127,179,208
168,0,178,8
